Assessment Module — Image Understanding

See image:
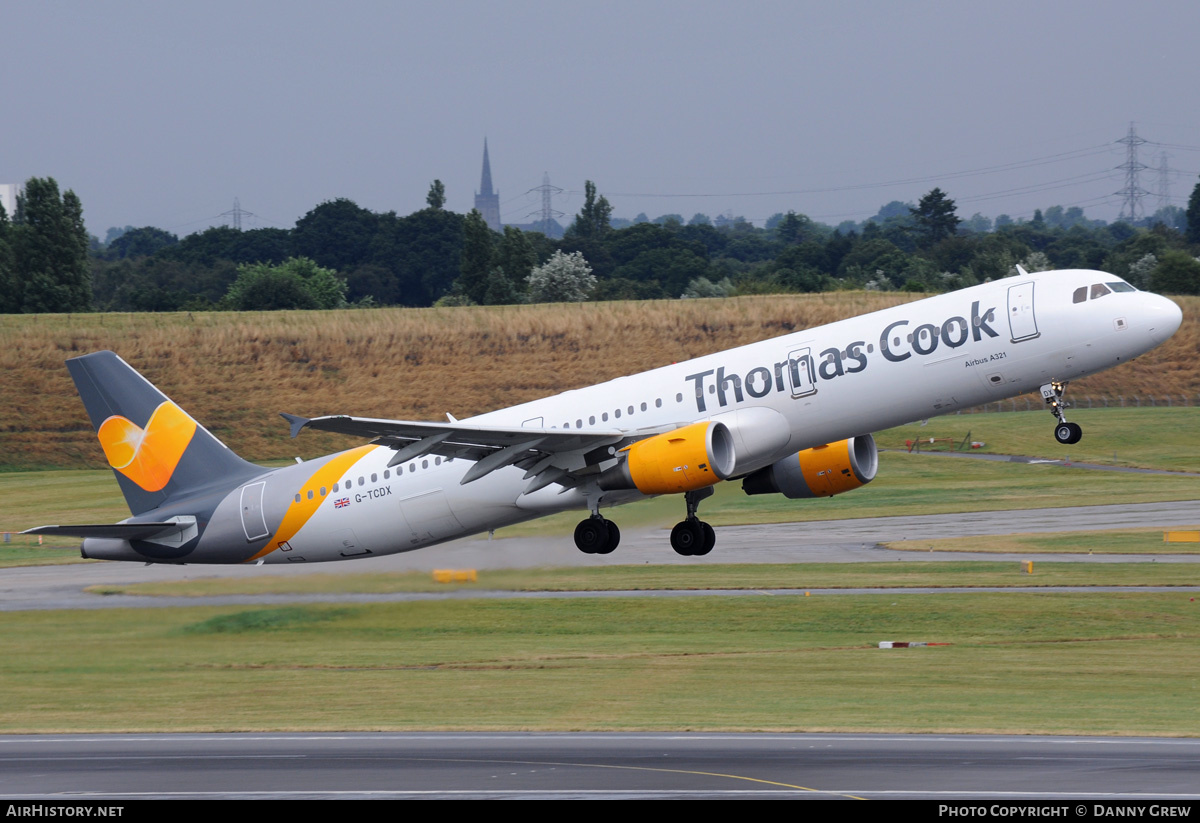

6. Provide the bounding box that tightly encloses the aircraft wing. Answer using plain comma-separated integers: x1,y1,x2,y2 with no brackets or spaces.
282,413,681,492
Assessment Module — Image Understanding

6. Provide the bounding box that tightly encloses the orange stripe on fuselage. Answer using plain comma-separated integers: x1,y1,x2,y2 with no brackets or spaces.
246,445,376,562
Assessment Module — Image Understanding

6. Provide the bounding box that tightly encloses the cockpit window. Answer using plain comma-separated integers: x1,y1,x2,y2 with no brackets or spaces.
1090,283,1111,299
1073,287,1087,304
1107,281,1136,293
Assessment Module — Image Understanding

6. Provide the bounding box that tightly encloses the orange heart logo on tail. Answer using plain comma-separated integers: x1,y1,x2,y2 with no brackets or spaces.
97,401,197,491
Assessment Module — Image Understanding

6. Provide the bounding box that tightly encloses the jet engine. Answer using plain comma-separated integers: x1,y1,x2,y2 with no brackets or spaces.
599,421,736,495
741,434,878,499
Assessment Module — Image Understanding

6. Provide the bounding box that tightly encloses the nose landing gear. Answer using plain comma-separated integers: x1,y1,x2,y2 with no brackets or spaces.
1042,381,1082,444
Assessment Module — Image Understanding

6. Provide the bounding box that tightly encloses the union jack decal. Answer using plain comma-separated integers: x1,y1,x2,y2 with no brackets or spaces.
334,498,349,509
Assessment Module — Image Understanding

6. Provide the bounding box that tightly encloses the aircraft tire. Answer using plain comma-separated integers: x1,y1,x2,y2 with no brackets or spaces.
692,522,715,556
1054,423,1073,444
574,518,610,554
670,520,703,556
1067,422,1083,444
598,520,620,554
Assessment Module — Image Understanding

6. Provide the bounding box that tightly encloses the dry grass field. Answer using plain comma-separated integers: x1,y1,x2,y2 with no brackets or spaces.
1,292,1197,470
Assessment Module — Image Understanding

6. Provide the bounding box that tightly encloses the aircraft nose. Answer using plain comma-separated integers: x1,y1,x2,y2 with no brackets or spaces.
1146,293,1183,345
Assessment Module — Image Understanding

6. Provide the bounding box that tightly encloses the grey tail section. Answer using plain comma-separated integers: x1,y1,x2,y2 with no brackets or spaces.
67,350,265,516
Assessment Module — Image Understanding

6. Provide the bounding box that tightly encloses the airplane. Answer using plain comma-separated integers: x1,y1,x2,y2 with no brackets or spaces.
26,267,1182,564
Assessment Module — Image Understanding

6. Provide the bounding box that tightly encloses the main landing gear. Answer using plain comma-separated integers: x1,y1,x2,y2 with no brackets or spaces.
670,488,717,557
574,515,620,555
1042,381,1082,445
571,487,718,557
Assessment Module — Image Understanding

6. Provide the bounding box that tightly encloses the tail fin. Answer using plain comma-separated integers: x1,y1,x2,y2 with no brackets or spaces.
67,351,263,516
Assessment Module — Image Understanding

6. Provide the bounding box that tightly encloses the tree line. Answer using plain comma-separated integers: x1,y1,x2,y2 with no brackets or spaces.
4,175,1200,314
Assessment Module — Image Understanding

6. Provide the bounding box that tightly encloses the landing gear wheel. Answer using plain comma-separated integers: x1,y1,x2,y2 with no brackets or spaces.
670,520,704,556
598,520,620,555
1042,381,1081,445
1054,421,1082,445
574,517,610,554
693,522,716,556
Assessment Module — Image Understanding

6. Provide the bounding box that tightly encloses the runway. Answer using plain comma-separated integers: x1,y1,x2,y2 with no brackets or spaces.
3,732,1199,799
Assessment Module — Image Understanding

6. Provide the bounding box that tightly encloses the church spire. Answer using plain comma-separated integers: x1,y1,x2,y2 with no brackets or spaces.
474,139,501,231
479,138,495,197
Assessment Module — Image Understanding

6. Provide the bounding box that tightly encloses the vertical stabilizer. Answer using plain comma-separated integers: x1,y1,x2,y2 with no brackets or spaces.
67,351,264,516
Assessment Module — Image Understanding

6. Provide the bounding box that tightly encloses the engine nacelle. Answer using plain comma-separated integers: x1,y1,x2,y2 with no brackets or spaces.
741,434,878,499
599,421,736,495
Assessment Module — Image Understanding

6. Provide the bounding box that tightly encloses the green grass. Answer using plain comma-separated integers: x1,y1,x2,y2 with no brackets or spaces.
87,561,1200,598
885,528,1200,555
881,406,1200,472
1,593,1196,734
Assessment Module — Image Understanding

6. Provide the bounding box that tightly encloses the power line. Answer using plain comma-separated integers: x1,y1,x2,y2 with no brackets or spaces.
599,144,1114,200
1157,152,1172,213
523,172,563,234
1115,122,1150,222
217,196,257,230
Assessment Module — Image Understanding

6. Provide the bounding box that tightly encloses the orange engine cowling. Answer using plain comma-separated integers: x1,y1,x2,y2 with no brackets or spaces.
741,435,878,499
599,421,736,495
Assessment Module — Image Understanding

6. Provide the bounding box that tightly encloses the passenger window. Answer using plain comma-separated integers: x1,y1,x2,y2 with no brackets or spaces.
320,487,326,496
371,473,377,483
1073,287,1087,304
307,490,314,500
602,412,608,421
615,409,622,418
655,398,662,408
576,419,583,427
1091,283,1111,299
589,415,595,425
294,494,301,503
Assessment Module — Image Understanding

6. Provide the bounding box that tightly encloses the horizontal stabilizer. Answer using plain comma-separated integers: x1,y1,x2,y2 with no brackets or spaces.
23,523,184,541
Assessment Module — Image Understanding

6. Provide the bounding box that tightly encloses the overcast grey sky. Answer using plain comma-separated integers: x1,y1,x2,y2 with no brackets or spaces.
4,1,1198,236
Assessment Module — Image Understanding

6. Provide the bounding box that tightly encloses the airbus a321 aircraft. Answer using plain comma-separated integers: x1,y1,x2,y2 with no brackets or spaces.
27,268,1182,563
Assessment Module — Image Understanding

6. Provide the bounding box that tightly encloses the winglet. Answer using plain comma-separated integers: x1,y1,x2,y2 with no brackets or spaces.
280,413,311,439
